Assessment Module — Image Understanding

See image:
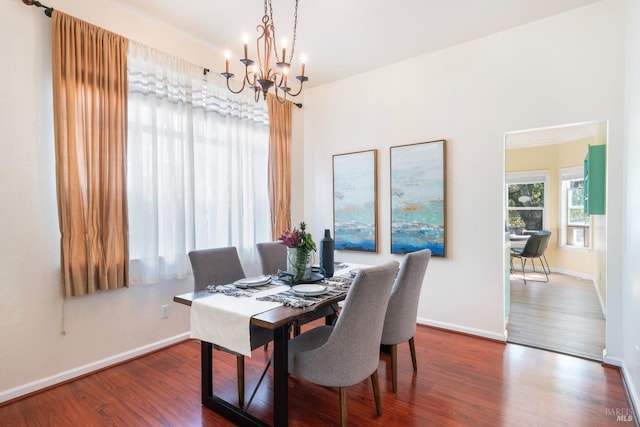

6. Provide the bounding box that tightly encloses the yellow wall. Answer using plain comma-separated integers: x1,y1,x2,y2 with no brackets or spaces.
506,138,604,281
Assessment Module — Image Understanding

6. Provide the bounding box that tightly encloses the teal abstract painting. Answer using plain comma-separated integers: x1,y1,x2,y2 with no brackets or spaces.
391,140,446,256
333,150,377,252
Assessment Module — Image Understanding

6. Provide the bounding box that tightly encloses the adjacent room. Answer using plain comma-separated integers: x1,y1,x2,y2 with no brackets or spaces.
505,122,607,361
1,0,639,426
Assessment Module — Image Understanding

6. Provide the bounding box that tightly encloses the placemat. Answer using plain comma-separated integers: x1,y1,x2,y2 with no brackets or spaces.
257,284,348,307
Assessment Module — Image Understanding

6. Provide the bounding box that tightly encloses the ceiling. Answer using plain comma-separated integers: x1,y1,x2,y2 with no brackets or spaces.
110,0,599,87
505,121,607,149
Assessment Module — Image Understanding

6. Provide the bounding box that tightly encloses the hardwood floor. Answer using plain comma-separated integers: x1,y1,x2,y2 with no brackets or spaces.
1,323,631,426
507,272,606,360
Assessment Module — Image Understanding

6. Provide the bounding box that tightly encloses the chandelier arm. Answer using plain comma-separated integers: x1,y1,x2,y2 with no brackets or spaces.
244,69,254,87
224,75,247,95
287,83,303,97
273,85,287,104
274,73,285,89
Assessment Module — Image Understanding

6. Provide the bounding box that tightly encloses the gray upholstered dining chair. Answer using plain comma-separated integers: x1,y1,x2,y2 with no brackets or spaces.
256,241,287,275
188,246,273,409
287,261,399,426
380,249,431,392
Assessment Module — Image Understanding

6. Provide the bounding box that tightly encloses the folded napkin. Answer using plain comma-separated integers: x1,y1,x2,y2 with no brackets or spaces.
323,276,353,288
257,287,347,307
207,282,279,297
190,285,287,356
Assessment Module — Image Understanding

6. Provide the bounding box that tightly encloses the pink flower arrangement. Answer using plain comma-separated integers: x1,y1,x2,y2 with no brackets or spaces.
280,222,316,252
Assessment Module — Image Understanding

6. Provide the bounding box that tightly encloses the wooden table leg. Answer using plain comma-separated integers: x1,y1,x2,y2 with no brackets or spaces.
201,341,213,404
200,341,268,426
273,324,289,427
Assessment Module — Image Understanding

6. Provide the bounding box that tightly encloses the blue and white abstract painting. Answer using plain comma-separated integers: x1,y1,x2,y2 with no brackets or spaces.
390,140,445,256
333,150,377,252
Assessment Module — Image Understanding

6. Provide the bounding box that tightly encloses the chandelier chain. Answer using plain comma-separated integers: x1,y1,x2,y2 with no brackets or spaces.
268,0,298,64
289,0,298,62
268,0,278,58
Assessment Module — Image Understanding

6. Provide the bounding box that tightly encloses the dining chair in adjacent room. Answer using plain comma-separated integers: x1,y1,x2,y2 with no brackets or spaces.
188,246,273,409
256,241,287,275
510,232,552,284
287,261,399,427
380,248,431,393
536,230,552,273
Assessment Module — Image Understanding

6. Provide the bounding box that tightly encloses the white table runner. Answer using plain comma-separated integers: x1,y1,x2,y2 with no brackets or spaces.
190,285,288,356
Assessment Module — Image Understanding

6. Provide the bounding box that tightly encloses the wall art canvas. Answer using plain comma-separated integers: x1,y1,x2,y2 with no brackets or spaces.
333,150,378,252
390,140,446,256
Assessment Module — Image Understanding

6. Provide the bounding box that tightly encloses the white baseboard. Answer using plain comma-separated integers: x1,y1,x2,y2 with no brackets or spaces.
0,332,190,404
550,268,593,281
417,317,506,342
603,349,622,367
620,360,640,424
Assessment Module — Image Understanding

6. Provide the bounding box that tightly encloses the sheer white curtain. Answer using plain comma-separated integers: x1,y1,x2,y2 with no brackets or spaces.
127,41,270,284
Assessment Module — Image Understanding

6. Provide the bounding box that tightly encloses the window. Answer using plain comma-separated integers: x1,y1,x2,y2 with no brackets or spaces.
126,42,270,284
506,171,547,234
560,167,590,248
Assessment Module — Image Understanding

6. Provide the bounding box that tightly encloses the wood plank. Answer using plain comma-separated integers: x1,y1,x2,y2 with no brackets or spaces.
0,323,630,426
508,272,605,360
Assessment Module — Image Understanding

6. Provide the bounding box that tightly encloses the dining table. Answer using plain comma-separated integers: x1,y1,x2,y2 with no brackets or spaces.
173,264,361,427
509,233,530,249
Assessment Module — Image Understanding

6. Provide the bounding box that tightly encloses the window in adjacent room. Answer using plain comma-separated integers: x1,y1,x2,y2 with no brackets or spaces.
506,171,547,234
560,166,590,249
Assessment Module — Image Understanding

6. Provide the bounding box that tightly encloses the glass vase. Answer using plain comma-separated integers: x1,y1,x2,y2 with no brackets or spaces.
286,247,312,283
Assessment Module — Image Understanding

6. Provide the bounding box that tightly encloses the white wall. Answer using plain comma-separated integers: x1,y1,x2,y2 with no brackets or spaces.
303,0,626,346
0,0,258,402
2,0,636,409
622,0,640,412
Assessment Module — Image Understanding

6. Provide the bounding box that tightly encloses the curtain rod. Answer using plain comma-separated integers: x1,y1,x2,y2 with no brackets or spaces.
19,0,303,108
22,0,53,17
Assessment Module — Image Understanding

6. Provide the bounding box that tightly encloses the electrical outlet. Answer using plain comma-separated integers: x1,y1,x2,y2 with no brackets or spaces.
160,304,170,319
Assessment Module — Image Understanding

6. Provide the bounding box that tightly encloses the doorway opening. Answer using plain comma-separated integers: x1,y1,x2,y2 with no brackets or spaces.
504,121,607,361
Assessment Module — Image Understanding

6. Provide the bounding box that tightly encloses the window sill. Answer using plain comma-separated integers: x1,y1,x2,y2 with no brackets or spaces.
559,245,591,252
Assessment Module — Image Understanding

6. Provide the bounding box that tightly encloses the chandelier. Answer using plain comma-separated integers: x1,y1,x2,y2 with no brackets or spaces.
221,0,308,104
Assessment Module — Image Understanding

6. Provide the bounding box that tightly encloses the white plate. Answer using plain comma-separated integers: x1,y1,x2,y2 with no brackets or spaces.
234,276,272,288
291,284,328,297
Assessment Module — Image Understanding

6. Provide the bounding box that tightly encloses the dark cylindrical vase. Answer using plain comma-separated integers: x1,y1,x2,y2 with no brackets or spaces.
320,229,335,278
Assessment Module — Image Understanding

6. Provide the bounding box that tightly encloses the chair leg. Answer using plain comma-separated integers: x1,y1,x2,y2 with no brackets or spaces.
390,344,398,393
540,258,550,283
520,258,527,284
339,387,348,427
236,355,245,408
409,336,418,372
542,254,551,275
371,370,382,416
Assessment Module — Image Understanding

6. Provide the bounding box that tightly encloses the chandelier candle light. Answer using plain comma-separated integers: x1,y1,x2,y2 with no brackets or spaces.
221,0,308,103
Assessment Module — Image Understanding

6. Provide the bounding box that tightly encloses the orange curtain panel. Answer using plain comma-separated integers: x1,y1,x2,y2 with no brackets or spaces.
51,11,129,297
